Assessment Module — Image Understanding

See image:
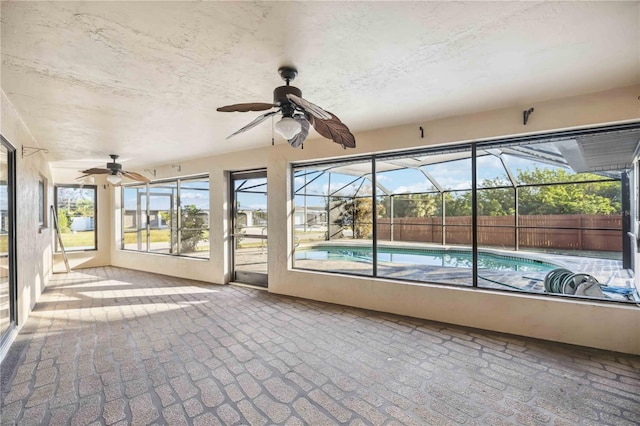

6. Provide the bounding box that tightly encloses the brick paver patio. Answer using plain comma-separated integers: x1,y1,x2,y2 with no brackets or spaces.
1,267,639,425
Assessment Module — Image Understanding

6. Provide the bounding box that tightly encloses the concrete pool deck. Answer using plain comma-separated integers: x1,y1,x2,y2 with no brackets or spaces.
290,241,637,302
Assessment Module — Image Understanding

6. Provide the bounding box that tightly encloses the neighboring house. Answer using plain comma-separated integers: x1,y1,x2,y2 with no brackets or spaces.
70,216,94,232
293,206,327,228
122,194,210,229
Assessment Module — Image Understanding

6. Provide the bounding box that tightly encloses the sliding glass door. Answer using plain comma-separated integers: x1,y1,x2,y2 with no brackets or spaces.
0,136,16,345
231,170,268,287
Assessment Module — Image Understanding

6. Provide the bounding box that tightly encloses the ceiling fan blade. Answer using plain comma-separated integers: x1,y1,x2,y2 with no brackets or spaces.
80,168,110,174
217,103,274,112
286,94,332,120
311,113,356,149
121,171,151,183
226,109,280,139
288,116,310,148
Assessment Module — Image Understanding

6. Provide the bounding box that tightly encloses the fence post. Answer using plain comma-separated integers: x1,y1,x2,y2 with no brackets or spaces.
514,186,519,251
578,215,583,250
390,195,394,241
441,194,446,246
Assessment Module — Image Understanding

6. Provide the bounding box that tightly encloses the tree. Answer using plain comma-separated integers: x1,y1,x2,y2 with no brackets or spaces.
478,188,514,216
340,195,385,239
399,168,622,218
162,205,207,252
390,193,439,218
73,198,94,217
179,205,207,252
344,197,375,238
510,169,619,215
159,211,171,226
460,169,621,217
444,192,472,217
326,182,386,239
56,208,72,233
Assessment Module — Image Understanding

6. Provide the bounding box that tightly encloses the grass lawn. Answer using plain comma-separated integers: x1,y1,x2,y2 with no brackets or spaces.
59,229,210,252
60,231,96,249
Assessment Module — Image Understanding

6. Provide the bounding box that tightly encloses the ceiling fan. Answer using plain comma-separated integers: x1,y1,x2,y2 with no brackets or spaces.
217,67,356,149
77,154,150,185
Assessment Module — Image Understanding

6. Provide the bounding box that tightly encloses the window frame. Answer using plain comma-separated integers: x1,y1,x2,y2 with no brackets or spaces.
121,175,210,259
0,134,18,338
54,184,98,252
291,123,638,305
38,175,47,229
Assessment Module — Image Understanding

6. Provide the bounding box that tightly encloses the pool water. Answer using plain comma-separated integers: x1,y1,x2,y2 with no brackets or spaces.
295,246,557,272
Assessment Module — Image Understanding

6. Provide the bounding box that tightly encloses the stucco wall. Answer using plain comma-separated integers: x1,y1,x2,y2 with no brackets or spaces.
0,91,54,359
112,84,639,355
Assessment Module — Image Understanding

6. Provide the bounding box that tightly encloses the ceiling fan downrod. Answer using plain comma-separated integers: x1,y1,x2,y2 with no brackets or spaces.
278,66,297,86
273,67,302,112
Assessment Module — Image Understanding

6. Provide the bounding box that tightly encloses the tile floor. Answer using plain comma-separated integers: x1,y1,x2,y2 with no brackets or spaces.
1,267,639,425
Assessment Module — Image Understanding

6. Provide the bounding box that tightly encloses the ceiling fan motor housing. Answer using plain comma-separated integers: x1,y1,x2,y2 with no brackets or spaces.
107,161,122,172
273,85,302,116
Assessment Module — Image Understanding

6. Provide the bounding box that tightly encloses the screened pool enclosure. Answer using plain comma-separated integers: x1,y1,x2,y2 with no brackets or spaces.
293,125,640,303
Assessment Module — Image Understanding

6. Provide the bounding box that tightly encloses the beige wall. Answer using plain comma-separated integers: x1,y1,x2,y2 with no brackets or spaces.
112,85,640,355
0,92,54,359
4,84,636,357
1,79,636,363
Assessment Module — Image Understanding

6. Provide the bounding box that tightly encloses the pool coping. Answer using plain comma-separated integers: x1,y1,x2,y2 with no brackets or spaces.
299,241,568,270
295,240,635,298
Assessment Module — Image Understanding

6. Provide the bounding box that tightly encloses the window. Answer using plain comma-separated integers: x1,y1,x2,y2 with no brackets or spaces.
293,159,374,276
54,185,97,251
122,176,209,259
38,176,47,228
292,125,639,304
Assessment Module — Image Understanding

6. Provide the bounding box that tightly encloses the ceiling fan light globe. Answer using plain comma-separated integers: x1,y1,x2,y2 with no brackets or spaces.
106,174,122,185
274,116,302,140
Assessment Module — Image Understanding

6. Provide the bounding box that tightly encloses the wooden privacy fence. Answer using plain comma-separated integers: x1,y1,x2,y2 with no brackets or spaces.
376,214,622,252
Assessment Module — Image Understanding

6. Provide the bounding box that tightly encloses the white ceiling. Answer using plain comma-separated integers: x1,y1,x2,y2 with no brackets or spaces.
1,1,638,171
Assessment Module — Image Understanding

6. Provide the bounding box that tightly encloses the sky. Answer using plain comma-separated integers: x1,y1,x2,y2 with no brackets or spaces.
121,143,607,213
293,152,573,209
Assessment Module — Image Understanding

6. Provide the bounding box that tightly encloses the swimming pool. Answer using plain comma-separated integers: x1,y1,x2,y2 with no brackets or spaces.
295,245,558,272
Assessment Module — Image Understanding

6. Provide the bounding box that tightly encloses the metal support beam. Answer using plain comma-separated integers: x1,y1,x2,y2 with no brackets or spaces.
372,159,378,277
441,193,446,246
514,187,519,251
471,145,478,287
622,172,632,269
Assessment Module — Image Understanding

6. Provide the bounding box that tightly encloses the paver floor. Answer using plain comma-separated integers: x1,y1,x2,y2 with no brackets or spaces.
1,266,639,425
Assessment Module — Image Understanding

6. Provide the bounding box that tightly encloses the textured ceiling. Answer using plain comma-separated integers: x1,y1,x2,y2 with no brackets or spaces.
1,1,638,170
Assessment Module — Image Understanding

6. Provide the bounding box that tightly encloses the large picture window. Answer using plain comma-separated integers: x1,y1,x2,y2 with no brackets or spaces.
55,185,97,251
122,176,209,258
292,125,639,304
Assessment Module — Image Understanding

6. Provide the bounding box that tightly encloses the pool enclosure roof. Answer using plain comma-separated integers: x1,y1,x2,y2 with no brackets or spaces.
294,127,640,197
